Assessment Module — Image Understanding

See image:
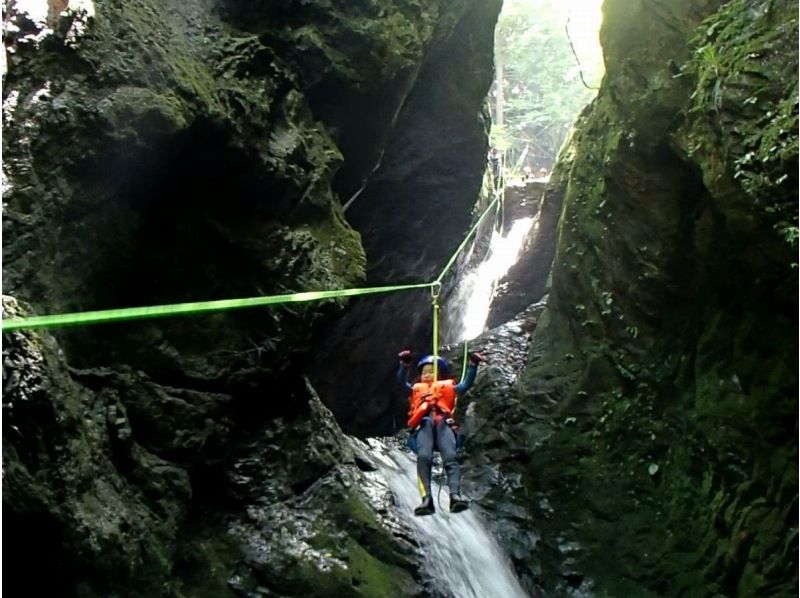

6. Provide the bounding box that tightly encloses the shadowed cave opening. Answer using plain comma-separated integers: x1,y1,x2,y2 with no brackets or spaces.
48,120,343,406
3,511,74,596
73,121,295,313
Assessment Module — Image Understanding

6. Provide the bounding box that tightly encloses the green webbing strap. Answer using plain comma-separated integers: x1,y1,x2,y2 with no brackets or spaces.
1,282,432,331
434,194,501,285
431,283,441,382
452,340,469,416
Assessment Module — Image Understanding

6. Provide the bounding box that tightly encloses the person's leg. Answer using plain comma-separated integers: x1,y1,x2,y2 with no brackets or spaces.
437,421,469,513
414,419,435,515
436,421,461,494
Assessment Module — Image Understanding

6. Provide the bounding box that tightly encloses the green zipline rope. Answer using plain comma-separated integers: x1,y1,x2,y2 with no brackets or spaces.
432,289,440,381
434,194,501,285
3,189,503,333
1,283,432,331
460,340,469,382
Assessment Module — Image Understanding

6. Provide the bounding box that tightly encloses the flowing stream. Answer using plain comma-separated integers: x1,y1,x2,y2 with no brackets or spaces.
366,439,527,598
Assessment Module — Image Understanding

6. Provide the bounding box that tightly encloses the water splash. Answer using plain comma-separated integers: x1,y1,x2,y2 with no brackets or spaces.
367,439,527,598
13,0,95,23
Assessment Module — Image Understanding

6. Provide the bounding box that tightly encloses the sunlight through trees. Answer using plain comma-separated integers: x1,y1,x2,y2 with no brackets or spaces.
491,0,604,173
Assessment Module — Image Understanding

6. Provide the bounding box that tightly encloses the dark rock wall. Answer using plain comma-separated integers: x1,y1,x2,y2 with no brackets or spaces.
3,296,421,597
3,297,192,596
2,0,499,595
3,0,365,389
469,0,798,595
216,0,442,200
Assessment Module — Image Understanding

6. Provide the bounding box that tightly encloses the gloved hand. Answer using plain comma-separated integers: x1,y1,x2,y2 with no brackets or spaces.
469,352,485,366
398,349,414,366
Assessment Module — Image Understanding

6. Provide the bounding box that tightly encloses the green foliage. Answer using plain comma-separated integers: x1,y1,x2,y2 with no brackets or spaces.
489,123,512,151
685,0,798,252
493,0,603,169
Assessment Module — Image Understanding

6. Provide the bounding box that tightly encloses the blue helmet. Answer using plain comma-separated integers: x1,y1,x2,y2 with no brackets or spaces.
417,354,449,376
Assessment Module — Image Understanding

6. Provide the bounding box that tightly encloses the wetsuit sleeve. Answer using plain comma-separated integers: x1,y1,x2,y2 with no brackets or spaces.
397,364,413,391
454,364,477,395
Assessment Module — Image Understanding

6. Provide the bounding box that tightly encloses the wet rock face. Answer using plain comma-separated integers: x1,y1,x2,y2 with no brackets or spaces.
3,296,421,596
2,1,501,595
224,383,421,598
2,297,192,596
3,0,365,387
479,0,797,594
454,302,573,596
216,0,441,200
488,175,562,329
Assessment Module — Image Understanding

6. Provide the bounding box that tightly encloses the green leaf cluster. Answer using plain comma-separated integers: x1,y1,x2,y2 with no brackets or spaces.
493,0,603,170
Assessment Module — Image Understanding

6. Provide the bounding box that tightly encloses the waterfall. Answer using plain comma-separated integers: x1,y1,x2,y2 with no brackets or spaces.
449,215,537,343
366,439,527,598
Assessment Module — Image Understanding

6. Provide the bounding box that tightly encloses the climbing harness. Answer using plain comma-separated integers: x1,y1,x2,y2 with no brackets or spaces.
460,342,469,386
407,415,463,455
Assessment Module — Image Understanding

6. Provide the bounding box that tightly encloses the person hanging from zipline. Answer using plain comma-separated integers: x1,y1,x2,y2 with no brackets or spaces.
397,349,484,516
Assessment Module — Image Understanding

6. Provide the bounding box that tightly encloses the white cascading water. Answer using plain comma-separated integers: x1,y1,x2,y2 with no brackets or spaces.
367,440,527,598
453,215,537,342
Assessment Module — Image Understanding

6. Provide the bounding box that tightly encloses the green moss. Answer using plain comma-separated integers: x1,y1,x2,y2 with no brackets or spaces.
683,0,798,250
173,533,241,598
97,87,190,140
322,488,414,570
341,537,415,597
263,1,441,85
303,214,366,289
255,488,415,598
305,534,415,598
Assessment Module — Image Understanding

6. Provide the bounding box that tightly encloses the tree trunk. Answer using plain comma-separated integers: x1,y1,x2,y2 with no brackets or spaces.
494,31,504,126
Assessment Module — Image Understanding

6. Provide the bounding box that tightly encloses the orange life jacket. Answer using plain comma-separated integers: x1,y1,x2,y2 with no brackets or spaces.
407,379,457,428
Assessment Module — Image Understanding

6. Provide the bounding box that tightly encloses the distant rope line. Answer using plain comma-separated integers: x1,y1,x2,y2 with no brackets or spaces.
565,14,600,91
2,193,503,332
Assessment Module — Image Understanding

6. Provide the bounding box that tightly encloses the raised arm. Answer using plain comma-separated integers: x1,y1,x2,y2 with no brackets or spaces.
397,364,413,391
397,349,414,391
455,352,484,395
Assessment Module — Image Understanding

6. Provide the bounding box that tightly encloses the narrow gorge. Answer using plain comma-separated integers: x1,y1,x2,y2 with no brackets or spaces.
2,0,796,596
